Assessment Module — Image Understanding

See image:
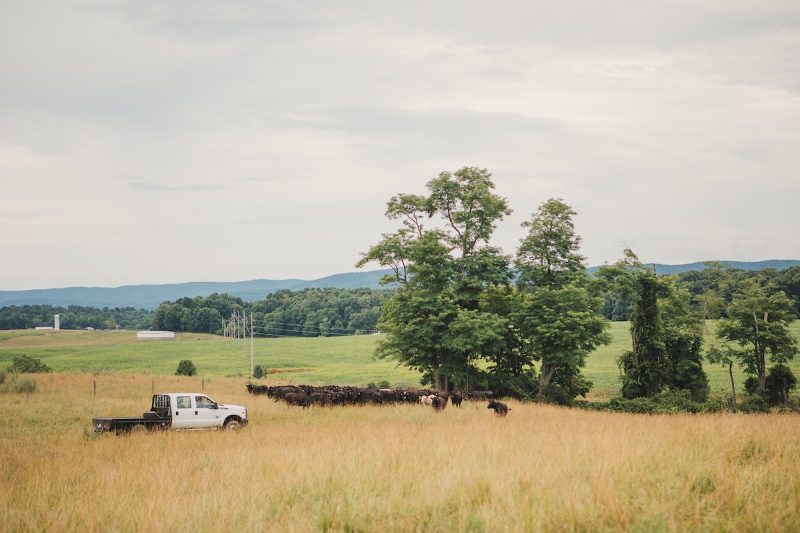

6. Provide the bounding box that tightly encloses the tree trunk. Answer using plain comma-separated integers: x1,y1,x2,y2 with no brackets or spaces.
537,362,556,401
434,370,449,393
753,311,766,393
728,362,736,406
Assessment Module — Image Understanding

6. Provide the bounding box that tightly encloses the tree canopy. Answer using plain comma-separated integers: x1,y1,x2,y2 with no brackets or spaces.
714,282,798,394
359,169,609,401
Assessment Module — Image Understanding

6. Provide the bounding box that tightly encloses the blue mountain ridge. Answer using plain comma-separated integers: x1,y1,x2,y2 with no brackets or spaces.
1,260,797,310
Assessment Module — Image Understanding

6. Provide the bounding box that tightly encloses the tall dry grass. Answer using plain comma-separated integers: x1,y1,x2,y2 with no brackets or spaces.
1,373,799,532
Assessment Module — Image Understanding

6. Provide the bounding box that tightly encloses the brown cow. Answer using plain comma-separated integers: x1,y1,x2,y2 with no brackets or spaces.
284,392,310,408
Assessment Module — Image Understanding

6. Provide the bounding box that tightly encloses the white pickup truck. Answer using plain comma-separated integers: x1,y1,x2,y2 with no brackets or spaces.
92,393,248,434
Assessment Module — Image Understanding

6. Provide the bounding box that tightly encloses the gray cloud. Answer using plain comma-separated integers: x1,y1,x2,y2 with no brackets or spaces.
127,182,230,193
0,0,798,289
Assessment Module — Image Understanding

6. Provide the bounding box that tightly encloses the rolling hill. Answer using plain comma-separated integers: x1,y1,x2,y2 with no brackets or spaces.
1,260,797,310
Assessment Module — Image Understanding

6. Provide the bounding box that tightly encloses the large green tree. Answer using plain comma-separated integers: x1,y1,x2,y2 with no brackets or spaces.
358,167,513,392
516,199,585,289
715,282,798,393
514,199,609,403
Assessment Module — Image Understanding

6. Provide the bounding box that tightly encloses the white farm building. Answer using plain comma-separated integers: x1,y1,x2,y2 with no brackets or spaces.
137,331,176,340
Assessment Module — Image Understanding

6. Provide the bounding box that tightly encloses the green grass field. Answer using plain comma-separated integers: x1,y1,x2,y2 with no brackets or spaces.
1,321,798,396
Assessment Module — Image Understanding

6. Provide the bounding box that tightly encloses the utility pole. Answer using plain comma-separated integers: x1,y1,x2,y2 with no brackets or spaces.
250,312,254,377
243,313,248,359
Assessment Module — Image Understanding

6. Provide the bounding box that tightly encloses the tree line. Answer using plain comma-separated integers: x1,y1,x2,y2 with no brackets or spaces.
0,305,153,330
600,263,800,321
0,288,392,337
152,288,392,336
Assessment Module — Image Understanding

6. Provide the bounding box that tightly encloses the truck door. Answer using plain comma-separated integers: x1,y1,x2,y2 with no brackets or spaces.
194,395,222,428
173,394,195,429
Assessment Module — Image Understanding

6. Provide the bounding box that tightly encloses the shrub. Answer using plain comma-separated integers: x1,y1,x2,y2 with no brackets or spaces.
744,376,758,395
603,390,706,414
738,394,769,413
175,360,197,376
13,378,37,394
0,368,6,385
8,354,52,373
764,365,797,406
253,365,266,379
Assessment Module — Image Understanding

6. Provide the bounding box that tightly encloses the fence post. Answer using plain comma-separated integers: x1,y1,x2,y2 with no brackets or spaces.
93,379,96,398
202,378,204,392
152,379,155,394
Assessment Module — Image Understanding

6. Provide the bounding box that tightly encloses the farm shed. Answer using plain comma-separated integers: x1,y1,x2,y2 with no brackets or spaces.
137,331,175,340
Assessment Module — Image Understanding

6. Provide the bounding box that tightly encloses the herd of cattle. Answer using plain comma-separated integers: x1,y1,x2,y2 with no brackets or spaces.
245,383,508,414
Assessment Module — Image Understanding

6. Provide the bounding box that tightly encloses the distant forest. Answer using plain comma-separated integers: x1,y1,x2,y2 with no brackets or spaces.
602,264,800,320
151,288,393,337
1,265,798,334
0,305,154,331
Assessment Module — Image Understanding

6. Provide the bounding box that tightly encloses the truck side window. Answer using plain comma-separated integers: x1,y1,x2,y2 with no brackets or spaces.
177,396,192,409
195,396,215,409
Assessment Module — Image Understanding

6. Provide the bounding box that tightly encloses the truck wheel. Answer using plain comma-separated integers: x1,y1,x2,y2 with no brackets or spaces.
224,419,241,432
131,424,147,434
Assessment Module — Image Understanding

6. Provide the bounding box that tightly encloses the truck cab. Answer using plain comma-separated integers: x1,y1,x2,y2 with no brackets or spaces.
169,393,248,430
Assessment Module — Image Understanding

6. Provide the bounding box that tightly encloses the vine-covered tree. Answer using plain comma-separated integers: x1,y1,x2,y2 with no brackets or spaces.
619,270,672,398
600,250,708,400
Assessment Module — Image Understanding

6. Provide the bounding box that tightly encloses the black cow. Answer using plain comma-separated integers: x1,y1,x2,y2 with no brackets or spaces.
246,383,269,395
450,393,463,407
487,400,510,416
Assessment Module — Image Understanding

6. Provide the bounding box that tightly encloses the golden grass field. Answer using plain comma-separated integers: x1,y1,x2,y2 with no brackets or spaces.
1,372,799,532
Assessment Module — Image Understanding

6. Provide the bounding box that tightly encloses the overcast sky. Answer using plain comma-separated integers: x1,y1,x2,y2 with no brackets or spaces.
1,1,799,290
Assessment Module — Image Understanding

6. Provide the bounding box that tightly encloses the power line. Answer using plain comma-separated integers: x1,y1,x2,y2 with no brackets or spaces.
249,319,378,334
251,325,375,337
251,332,358,339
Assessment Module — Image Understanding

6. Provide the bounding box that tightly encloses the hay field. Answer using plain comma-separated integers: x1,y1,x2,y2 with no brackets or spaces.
1,373,799,532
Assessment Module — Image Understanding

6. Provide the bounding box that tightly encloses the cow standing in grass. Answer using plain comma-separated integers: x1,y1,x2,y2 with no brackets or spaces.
420,394,447,411
450,393,463,407
487,400,510,416
284,393,310,408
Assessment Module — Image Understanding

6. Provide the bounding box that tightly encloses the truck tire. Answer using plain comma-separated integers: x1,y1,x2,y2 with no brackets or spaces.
131,424,147,434
224,419,241,432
